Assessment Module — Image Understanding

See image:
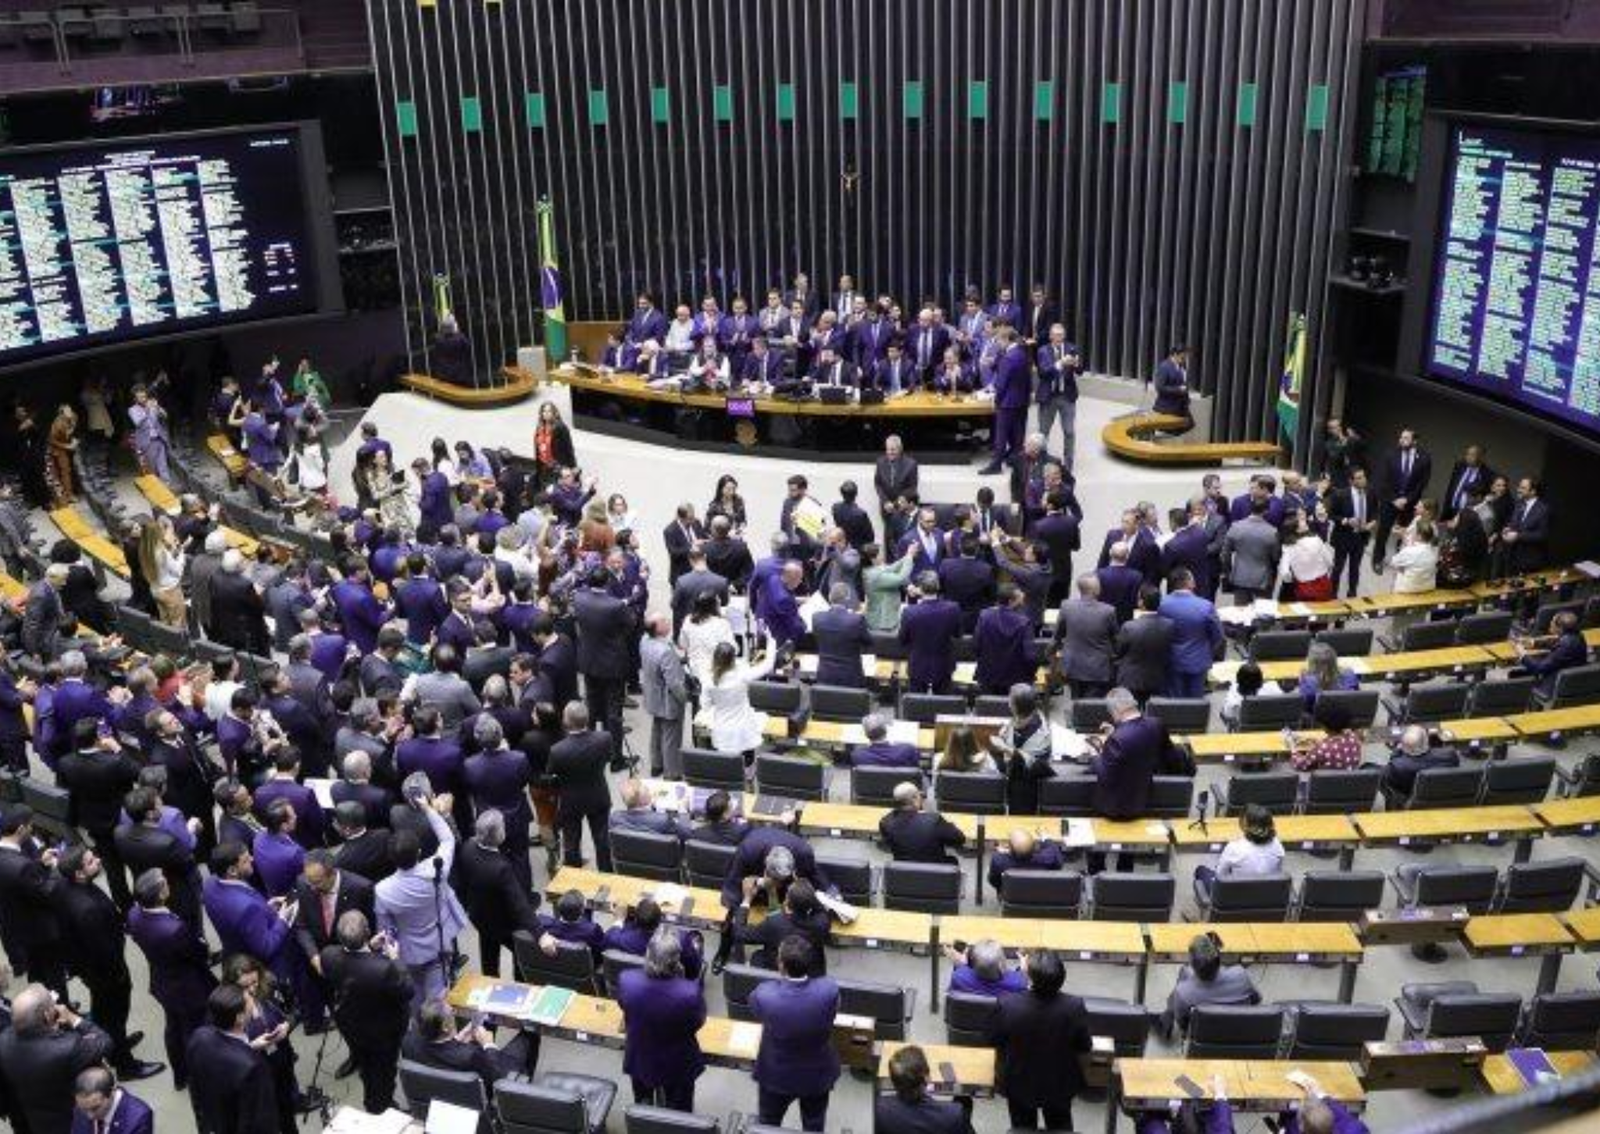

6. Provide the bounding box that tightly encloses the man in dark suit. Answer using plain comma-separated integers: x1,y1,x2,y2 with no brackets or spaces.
1440,444,1496,521
1160,498,1215,600
51,846,163,1080
185,985,282,1134
293,848,376,975
615,929,708,1110
115,785,203,928
69,1066,154,1134
993,950,1091,1130
208,553,271,655
1329,466,1379,597
874,435,919,525
452,809,541,978
719,823,835,913
147,709,218,851
849,713,921,768
898,508,946,575
981,329,1032,475
878,783,966,865
0,984,117,1134
671,548,729,635
1034,323,1081,467
548,702,614,870
56,718,140,909
331,802,395,883
1382,725,1460,799
128,869,217,1091
573,567,634,763
986,829,1066,894
662,505,707,585
877,1044,973,1134
871,342,916,396
973,585,1037,696
22,565,67,658
1515,611,1589,700
1090,689,1194,821
1115,587,1174,706
831,481,876,550
401,997,537,1096
809,346,859,390
937,533,997,634
899,575,963,695
319,910,413,1115
690,792,747,846
702,517,754,590
1022,285,1059,350
1032,491,1080,606
811,585,873,688
1502,477,1552,575
1373,427,1432,571
1095,541,1146,625
331,746,394,832
971,486,1014,541
530,614,580,712
749,937,841,1132
1150,344,1192,431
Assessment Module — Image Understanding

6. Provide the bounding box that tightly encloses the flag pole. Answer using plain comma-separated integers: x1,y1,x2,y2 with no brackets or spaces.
536,197,569,366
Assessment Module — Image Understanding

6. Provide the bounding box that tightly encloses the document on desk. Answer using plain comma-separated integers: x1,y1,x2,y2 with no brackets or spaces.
888,719,920,746
327,1108,415,1134
426,1101,479,1134
525,985,576,1027
649,882,689,909
483,983,537,1018
1063,818,1097,849
728,1022,761,1057
1051,724,1091,761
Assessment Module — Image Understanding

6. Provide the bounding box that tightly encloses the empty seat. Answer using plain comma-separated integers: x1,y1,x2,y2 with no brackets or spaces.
943,991,999,1046
1519,991,1600,1050
1386,683,1471,725
1467,676,1536,718
1185,1004,1287,1058
1250,630,1312,662
1314,689,1380,729
1297,871,1387,922
720,964,767,1020
1000,870,1083,919
1315,627,1375,657
1198,874,1294,922
1480,757,1556,806
1302,768,1382,815
1036,775,1096,816
682,748,745,792
399,1061,487,1128
1237,694,1304,732
754,753,828,801
683,839,737,890
851,765,922,807
1498,857,1586,914
1090,873,1175,922
1385,766,1485,811
1455,610,1515,645
869,630,907,662
1392,864,1499,914
496,1074,618,1134
971,695,1013,719
1084,996,1151,1057
1285,1003,1391,1060
747,681,802,714
932,770,1006,814
601,949,646,993
1146,698,1212,733
1070,699,1111,730
1397,982,1522,1052
1547,664,1600,709
808,684,873,721
1215,772,1299,816
1147,777,1195,819
899,693,967,723
815,853,873,907
837,978,916,1040
882,862,961,914
1399,619,1460,651
609,829,682,882
625,1105,720,1134
513,931,600,994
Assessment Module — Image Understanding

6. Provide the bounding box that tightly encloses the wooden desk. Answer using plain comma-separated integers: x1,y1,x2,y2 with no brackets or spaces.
948,814,1064,846
1479,1050,1598,1095
951,661,1052,690
1462,913,1577,996
878,1042,996,1097
546,867,726,932
1100,413,1282,466
1509,705,1600,743
560,368,994,419
1114,1058,1364,1113
794,801,892,839
1533,797,1600,837
1169,814,1360,855
1432,716,1520,748
206,433,249,478
400,368,539,407
132,476,262,557
791,719,938,751
50,507,131,578
1351,805,1546,848
1183,730,1322,765
1560,907,1600,951
1345,645,1497,682
1471,566,1591,602
796,653,903,684
1353,590,1479,616
941,915,1147,963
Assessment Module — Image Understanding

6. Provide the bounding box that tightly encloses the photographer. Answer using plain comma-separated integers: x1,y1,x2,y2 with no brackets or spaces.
373,785,467,1011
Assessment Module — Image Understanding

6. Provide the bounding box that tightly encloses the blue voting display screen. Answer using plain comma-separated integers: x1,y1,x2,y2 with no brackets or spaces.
1426,123,1600,435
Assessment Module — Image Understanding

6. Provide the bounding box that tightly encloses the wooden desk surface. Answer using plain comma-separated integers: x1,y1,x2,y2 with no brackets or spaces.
793,719,938,750
546,867,725,929
1508,705,1600,739
1346,645,1496,679
797,801,890,837
1145,923,1258,961
1471,567,1589,600
1116,1059,1364,1109
1146,923,1362,962
1100,414,1283,465
560,368,995,418
206,433,249,475
1479,1050,1598,1095
949,814,1064,844
1462,913,1576,957
940,915,1147,961
1354,590,1479,615
796,653,902,683
1532,797,1600,835
1560,907,1600,948
879,1042,996,1095
1184,731,1322,762
952,661,1051,689
1434,717,1520,745
1169,814,1361,851
1351,805,1545,845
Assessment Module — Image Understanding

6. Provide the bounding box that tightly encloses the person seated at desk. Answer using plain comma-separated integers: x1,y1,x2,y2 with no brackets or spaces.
1193,804,1283,905
929,346,976,395
687,339,731,390
602,896,704,980
1381,723,1459,799
401,997,539,1095
737,877,831,976
808,346,860,394
876,1043,975,1134
944,937,1027,998
1295,641,1359,714
851,712,920,768
535,888,606,965
690,790,747,846
1279,1071,1370,1134
742,335,786,389
610,778,692,841
642,305,696,380
935,725,999,777
714,828,836,973
1161,932,1259,1039
872,341,916,397
986,829,1064,894
1219,662,1265,731
879,782,966,865
1290,698,1364,772
1513,610,1590,700
993,684,1055,814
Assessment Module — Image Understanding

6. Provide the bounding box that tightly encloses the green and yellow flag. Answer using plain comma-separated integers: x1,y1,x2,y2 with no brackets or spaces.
1277,312,1305,449
535,197,568,363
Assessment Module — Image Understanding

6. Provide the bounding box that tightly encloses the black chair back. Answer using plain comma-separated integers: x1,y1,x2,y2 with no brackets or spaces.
1297,871,1386,921
1090,873,1175,922
1069,699,1111,730
609,829,683,882
512,931,600,993
1395,684,1471,724
721,963,770,1020
1146,698,1211,733
837,978,915,1040
1237,693,1304,731
1521,992,1600,1051
495,1075,616,1134
900,693,968,723
398,1060,489,1132
1314,627,1375,656
1500,857,1586,914
815,853,874,907
1185,1004,1287,1058
1250,630,1312,662
932,771,1007,814
20,778,76,843
1467,676,1537,718
852,765,922,807
1404,766,1485,810
1408,865,1499,913
1286,1003,1391,1060
1217,772,1299,816
1454,611,1514,645
1000,870,1084,919
971,695,1014,718
1202,874,1294,922
1313,689,1380,729
882,861,961,914
1084,996,1151,1057
1423,994,1523,1052
682,747,745,792
1550,664,1600,709
1481,758,1556,806
601,949,647,993
1036,775,1097,816
753,753,828,802
808,684,873,722
683,839,738,890
1147,776,1195,818
1401,620,1460,651
1303,768,1382,814
747,681,803,714
625,1106,720,1134
943,991,999,1046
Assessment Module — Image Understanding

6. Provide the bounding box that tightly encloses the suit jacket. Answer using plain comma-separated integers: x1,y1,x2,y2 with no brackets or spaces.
1441,460,1496,520
1160,524,1214,596
1091,715,1190,819
394,577,450,646
21,580,63,658
1116,614,1174,697
374,810,469,966
127,904,217,1012
69,1090,153,1134
548,730,612,816
1033,513,1080,581
56,746,140,833
616,970,707,1089
831,501,876,550
973,604,1036,694
663,520,708,583
115,822,202,924
899,599,963,692
185,1025,280,1134
330,580,392,655
878,809,966,864
1034,340,1081,402
1522,631,1590,698
573,587,634,679
849,741,921,768
1227,494,1287,528
319,946,412,1049
202,876,290,962
1384,745,1460,797
994,989,1091,1106
672,569,730,629
1222,516,1281,591
737,906,832,974
0,1020,115,1134
330,779,394,830
992,344,1032,409
875,456,920,511
1157,590,1224,676
703,538,754,590
535,634,580,710
1382,446,1433,512
209,570,270,654
749,976,842,1097
938,556,997,632
1151,358,1190,417
720,826,832,909
1053,598,1118,682
987,843,1066,894
54,877,128,979
1095,564,1145,625
1504,497,1552,573
1328,485,1378,549
812,606,873,688
334,828,395,883
452,838,540,942
396,734,465,797
875,1095,973,1134
292,871,376,959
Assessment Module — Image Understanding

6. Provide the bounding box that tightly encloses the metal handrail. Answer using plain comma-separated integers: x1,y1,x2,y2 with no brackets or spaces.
13,6,304,76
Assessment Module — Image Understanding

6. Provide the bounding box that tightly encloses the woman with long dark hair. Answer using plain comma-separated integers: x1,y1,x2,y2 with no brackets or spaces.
533,401,576,488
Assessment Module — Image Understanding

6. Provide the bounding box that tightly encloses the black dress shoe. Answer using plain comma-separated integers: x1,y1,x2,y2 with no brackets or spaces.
977,463,1004,475
126,1031,145,1049
336,1056,357,1080
116,1059,166,1082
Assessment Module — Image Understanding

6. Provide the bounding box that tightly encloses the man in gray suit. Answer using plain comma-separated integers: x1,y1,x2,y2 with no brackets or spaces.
639,613,688,779
1220,498,1282,605
671,548,729,636
873,435,919,525
1162,932,1259,1038
404,644,482,733
22,564,68,659
1051,573,1118,699
187,529,228,639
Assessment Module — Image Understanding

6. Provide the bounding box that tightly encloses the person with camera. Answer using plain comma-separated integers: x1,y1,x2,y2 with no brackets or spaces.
319,910,413,1115
374,787,467,1012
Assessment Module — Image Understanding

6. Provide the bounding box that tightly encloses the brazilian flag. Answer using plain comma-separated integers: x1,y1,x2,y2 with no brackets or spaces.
536,198,568,363
1277,312,1305,452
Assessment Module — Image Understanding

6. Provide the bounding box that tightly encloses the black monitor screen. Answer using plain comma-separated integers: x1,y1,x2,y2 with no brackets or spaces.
1424,122,1600,436
0,125,334,366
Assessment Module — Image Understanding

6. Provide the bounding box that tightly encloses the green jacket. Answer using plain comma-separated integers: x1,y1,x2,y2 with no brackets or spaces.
864,557,916,632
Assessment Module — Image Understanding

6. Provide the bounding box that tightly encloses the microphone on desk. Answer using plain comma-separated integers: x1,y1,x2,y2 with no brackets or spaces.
1189,788,1211,833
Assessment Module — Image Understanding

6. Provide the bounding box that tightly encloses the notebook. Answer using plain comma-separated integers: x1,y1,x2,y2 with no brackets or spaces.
525,986,576,1027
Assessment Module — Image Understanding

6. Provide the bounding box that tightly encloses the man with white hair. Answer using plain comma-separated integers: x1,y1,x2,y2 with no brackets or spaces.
639,613,689,779
452,809,541,979
0,983,117,1134
186,527,230,638
1382,724,1460,799
21,562,69,658
849,713,919,768
878,782,965,865
610,778,691,840
1052,573,1117,698
944,937,1027,997
874,434,919,526
208,549,270,654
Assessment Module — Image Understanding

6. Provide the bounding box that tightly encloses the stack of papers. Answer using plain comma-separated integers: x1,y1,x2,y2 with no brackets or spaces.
1051,724,1092,761
727,1021,761,1057
327,1107,416,1134
887,719,920,746
1063,818,1098,849
482,983,537,1017
649,882,688,909
526,985,576,1027
816,890,859,925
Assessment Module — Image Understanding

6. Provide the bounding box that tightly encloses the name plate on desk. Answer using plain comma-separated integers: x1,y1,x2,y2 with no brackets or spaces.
1359,906,1470,946
1361,1038,1487,1090
831,1013,877,1071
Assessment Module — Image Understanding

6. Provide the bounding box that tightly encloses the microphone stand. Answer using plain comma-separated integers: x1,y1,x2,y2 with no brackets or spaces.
431,854,460,993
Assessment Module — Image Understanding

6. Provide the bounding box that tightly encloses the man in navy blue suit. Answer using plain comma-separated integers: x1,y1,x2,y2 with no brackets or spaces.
70,1067,153,1134
937,533,997,633
1515,611,1589,699
907,308,951,388
899,574,963,695
973,585,1037,696
981,329,1032,475
1161,499,1216,600
749,936,841,1132
1229,474,1287,529
616,930,707,1111
1373,427,1432,571
811,585,872,687
1034,324,1081,466
849,713,921,768
1501,476,1552,576
1094,541,1146,625
1151,344,1193,432
128,869,218,1090
876,1044,973,1134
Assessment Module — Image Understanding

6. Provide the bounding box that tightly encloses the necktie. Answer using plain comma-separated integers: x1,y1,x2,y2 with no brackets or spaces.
1402,450,1412,480
920,330,931,366
1353,491,1364,527
322,891,336,933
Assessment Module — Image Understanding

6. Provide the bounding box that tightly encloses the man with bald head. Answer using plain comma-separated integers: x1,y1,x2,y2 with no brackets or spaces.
0,984,114,1134
878,782,965,865
987,828,1066,893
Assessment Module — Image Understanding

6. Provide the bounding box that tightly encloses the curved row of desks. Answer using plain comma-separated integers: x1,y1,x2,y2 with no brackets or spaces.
1100,411,1282,466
